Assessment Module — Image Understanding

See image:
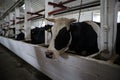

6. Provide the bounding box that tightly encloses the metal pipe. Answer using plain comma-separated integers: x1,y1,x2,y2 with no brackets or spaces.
27,9,45,15
48,8,66,15
16,20,24,24
34,9,45,14
59,0,76,5
16,17,24,19
53,0,100,15
27,15,45,21
48,2,67,8
0,0,24,20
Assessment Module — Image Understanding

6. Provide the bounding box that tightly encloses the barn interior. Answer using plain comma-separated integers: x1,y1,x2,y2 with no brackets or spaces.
0,0,120,80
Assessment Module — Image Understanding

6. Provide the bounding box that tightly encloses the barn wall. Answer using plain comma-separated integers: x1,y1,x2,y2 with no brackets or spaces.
55,10,120,23
53,0,99,10
118,12,120,22
30,0,45,12
0,36,120,80
31,19,45,29
56,11,93,22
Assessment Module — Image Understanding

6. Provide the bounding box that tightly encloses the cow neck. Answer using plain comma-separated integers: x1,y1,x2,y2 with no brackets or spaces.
65,26,72,51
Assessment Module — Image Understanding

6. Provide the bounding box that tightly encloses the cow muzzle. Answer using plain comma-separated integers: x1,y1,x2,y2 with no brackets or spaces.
45,50,54,59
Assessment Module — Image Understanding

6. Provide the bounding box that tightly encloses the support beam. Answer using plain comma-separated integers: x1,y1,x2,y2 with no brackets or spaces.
27,12,43,16
48,2,67,8
16,17,24,19
27,15,45,21
0,0,24,20
15,7,20,38
24,0,31,41
27,9,45,16
59,0,76,5
45,0,54,45
48,0,76,15
53,1,100,15
9,12,15,26
48,8,66,15
100,0,118,59
16,20,24,24
16,17,24,24
27,9,45,21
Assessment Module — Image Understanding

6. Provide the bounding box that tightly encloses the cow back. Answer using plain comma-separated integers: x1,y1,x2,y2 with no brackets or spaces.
69,22,99,56
116,23,120,55
31,27,45,44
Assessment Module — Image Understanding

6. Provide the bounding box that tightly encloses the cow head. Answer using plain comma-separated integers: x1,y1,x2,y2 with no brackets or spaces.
45,17,76,59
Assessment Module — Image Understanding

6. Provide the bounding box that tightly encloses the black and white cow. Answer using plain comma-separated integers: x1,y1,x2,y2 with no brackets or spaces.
31,25,52,44
45,17,100,59
8,28,15,38
16,29,25,40
116,23,120,56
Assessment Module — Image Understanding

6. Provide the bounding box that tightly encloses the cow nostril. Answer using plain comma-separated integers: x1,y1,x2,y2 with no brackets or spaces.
45,51,53,59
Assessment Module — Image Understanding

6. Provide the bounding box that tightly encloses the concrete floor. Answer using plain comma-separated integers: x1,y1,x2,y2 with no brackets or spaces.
0,44,52,80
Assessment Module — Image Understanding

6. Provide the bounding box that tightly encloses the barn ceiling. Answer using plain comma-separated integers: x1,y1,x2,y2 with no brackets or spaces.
0,0,119,20
0,0,45,19
0,0,98,15
0,0,17,17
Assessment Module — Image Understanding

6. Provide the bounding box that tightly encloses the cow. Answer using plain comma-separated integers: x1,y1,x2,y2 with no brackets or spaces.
45,17,100,59
113,23,120,65
31,24,52,44
7,28,15,38
16,29,25,40
0,29,6,36
116,23,120,56
0,27,15,38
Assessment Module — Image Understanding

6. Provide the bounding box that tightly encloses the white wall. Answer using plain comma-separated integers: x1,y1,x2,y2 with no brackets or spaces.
30,0,45,12
118,12,120,22
31,19,45,29
55,10,120,23
56,11,93,22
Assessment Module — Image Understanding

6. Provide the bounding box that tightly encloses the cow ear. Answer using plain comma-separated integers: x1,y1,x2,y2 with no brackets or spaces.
45,18,55,22
69,18,76,23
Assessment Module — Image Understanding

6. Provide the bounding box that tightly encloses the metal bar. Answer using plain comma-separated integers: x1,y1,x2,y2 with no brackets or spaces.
2,22,9,25
48,8,66,15
10,23,15,26
16,17,24,19
48,2,67,8
27,15,45,21
16,20,24,24
27,12,33,15
34,9,45,14
5,22,9,24
48,0,76,15
53,0,100,15
0,0,24,20
10,20,15,22
27,12,43,16
27,9,45,15
10,20,15,26
3,25,9,27
59,0,76,5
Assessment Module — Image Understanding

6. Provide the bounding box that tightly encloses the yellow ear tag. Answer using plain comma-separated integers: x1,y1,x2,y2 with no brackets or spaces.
48,28,51,32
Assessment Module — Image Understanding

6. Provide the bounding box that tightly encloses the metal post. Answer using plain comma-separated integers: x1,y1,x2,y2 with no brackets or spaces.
9,12,14,26
45,0,54,45
100,0,118,59
24,0,31,41
15,7,20,38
